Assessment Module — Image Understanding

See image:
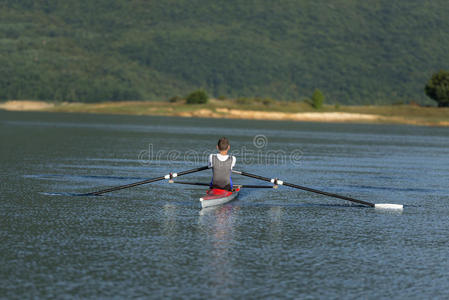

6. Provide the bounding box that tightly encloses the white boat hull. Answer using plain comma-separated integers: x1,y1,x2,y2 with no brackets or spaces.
200,190,239,208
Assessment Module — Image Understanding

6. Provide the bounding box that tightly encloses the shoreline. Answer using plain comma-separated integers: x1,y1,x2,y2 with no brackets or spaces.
1,100,448,127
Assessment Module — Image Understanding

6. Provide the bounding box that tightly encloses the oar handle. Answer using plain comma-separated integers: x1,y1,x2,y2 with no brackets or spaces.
233,170,375,207
86,166,209,196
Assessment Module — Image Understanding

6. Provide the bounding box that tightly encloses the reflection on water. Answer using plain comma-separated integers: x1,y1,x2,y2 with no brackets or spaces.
268,207,283,241
374,207,403,215
162,204,179,236
199,205,239,296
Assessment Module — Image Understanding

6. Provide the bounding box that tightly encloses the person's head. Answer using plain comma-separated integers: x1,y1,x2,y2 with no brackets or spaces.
217,137,230,153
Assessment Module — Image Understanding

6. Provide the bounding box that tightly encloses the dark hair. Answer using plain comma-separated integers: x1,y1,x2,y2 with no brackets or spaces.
217,137,230,151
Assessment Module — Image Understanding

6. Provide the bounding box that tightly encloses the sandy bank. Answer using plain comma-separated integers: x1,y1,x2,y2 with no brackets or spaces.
176,109,380,123
175,108,448,126
0,101,54,111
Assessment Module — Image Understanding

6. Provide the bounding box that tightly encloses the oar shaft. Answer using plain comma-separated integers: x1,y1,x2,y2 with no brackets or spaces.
282,181,374,207
172,182,210,187
88,176,165,195
172,181,274,188
241,184,275,188
233,170,375,207
87,166,209,195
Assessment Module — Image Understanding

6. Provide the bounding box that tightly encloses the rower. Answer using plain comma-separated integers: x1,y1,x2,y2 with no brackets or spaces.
209,137,236,191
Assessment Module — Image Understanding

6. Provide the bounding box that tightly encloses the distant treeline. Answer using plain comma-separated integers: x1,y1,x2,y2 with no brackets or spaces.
1,0,448,104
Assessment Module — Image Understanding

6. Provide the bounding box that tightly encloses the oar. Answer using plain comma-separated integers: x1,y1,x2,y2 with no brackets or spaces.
84,166,209,196
232,170,403,210
172,181,275,188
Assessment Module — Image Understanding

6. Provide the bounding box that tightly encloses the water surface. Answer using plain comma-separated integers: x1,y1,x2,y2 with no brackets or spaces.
1,111,449,299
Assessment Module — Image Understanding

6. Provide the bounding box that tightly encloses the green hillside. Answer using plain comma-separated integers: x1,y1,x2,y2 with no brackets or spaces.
1,0,449,104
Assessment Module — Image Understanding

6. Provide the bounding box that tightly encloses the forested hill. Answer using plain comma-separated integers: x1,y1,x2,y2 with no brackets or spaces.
1,1,449,104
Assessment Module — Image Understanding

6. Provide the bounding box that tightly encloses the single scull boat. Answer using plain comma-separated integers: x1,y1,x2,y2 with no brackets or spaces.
200,187,240,208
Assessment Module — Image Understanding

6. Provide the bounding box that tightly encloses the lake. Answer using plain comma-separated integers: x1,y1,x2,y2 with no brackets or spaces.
1,110,449,299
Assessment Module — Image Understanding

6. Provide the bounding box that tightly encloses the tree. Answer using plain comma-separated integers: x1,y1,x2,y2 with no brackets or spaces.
425,70,449,107
311,89,324,109
186,89,209,104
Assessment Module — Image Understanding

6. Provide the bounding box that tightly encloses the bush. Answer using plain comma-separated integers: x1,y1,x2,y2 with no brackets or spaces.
311,89,325,109
169,95,182,103
186,90,209,104
425,70,449,107
262,98,275,106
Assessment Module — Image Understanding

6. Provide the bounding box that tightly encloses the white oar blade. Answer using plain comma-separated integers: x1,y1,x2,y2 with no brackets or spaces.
374,203,403,210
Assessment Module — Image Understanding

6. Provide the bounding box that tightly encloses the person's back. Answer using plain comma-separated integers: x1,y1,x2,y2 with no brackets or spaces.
209,137,236,191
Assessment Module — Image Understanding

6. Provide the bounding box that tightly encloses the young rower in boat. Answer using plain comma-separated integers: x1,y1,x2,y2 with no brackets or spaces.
209,137,236,191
